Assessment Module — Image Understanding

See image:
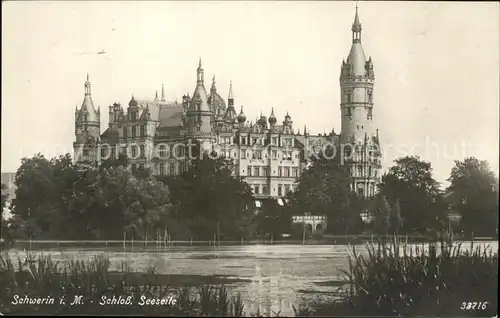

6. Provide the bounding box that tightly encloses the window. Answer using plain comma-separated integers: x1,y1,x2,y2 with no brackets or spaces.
347,93,352,103
123,127,128,139
240,150,246,159
278,167,283,177
278,185,283,196
140,145,145,158
358,165,363,176
159,145,167,158
248,166,252,176
139,163,144,170
262,167,269,177
241,138,246,145
272,137,278,145
272,150,277,159
357,187,364,197
131,146,137,158
369,166,372,177
160,163,165,176
283,152,292,160
254,167,260,177
176,146,184,157
284,167,290,177
284,184,290,194
83,149,90,158
292,167,299,178
254,185,260,194
131,112,137,121
140,125,145,137
132,126,136,138
347,107,352,117
169,162,175,175
253,151,262,159
262,185,269,195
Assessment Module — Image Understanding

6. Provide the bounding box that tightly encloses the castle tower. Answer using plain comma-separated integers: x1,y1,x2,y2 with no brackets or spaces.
73,74,101,167
185,59,216,154
339,6,381,197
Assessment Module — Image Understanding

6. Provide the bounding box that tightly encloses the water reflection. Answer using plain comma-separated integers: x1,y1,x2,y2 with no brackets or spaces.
5,241,498,316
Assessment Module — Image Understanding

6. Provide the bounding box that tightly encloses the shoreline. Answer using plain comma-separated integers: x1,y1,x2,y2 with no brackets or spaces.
9,236,499,247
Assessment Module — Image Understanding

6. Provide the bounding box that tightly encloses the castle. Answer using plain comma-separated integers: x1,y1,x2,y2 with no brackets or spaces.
73,7,382,199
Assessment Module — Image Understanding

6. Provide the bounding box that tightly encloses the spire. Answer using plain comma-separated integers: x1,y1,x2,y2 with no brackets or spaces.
304,124,307,135
85,74,91,95
352,5,362,43
228,81,233,99
161,84,165,102
211,75,217,91
155,90,158,101
228,81,234,107
196,59,204,85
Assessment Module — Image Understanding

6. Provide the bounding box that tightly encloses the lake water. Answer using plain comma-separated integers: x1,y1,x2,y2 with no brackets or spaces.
4,240,498,316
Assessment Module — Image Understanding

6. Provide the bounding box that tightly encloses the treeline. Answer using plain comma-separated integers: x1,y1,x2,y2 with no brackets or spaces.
1,146,498,243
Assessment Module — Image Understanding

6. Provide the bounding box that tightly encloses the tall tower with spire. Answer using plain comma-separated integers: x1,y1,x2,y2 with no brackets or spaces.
339,6,381,197
73,74,101,167
185,59,216,154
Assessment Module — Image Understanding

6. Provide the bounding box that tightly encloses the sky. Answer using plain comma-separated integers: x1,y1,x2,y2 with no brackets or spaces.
2,1,499,187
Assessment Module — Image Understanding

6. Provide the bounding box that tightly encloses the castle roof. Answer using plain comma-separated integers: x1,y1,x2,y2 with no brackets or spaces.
346,42,367,76
76,75,99,123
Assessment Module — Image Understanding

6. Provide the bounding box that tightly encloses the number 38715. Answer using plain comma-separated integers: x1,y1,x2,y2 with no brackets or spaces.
460,302,488,310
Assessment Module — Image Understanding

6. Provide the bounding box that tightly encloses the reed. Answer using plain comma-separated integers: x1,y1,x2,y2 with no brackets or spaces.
0,253,248,316
298,235,498,317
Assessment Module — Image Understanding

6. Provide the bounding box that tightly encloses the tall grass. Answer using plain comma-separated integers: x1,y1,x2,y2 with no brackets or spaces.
0,252,246,316
300,235,498,317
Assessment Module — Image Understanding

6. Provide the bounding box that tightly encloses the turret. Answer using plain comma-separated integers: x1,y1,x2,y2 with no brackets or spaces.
186,59,212,135
237,106,246,125
74,74,101,166
268,107,277,127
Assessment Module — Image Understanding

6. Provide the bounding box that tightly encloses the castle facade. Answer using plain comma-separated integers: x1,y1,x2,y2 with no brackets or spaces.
73,8,382,199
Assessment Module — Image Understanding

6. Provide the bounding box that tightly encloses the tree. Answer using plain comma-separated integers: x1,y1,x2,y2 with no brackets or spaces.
371,194,391,235
379,156,446,234
254,199,292,239
157,152,254,241
1,183,8,220
10,153,76,238
390,198,402,235
71,166,173,240
289,145,358,234
447,157,499,236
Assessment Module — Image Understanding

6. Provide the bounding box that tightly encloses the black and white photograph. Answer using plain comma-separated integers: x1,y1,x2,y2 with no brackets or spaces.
1,1,498,316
